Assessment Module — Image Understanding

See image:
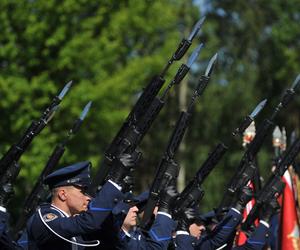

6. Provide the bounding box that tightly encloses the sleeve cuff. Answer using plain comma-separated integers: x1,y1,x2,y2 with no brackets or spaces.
157,211,172,219
122,228,132,237
108,180,122,191
230,207,241,215
0,206,7,213
176,230,189,236
259,220,270,228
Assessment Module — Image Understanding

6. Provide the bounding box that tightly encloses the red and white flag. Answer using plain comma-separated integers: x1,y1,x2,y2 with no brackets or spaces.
280,169,300,250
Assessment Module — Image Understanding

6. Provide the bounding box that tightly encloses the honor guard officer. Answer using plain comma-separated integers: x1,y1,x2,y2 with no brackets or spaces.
175,186,253,250
117,186,177,250
27,153,137,250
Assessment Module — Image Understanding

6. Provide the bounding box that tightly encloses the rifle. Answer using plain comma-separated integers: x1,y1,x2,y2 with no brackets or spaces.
0,82,72,207
93,17,206,190
216,75,300,215
173,100,267,215
139,53,217,229
13,101,91,236
241,137,300,232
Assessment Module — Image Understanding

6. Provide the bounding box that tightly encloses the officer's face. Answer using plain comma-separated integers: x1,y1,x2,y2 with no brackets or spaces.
123,206,139,228
65,185,91,215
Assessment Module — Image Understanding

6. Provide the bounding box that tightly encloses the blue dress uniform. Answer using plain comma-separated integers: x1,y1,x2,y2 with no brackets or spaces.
119,212,176,250
233,221,269,250
26,161,124,250
175,208,243,250
110,190,176,249
0,209,24,249
0,209,9,237
88,191,150,250
267,214,279,250
17,230,29,250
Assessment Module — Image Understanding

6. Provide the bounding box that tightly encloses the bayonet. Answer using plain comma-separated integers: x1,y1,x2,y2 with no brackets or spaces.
188,53,218,104
249,99,267,119
233,99,267,137
58,81,73,100
291,74,300,91
188,16,206,42
68,101,92,137
205,53,218,77
80,101,92,121
39,81,73,130
186,43,203,67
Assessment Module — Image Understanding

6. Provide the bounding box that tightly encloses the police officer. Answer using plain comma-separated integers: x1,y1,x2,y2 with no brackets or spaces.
27,153,137,250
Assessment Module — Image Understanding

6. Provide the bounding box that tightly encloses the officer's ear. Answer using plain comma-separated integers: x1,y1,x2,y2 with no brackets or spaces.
57,187,68,201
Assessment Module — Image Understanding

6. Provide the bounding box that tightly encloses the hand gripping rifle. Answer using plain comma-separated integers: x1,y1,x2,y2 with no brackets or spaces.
0,82,72,207
216,75,300,216
173,99,267,216
93,17,206,190
241,137,300,233
12,101,92,237
139,53,216,229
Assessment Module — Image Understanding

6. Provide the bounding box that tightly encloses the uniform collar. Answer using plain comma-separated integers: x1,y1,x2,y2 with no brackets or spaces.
50,204,70,218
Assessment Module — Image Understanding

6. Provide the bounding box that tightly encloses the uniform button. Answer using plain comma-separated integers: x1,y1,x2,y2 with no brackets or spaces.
114,198,119,203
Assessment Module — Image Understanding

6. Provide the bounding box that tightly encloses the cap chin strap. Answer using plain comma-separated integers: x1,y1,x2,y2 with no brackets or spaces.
38,208,100,247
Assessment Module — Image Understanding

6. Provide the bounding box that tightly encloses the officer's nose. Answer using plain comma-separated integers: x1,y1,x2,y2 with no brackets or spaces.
86,195,92,202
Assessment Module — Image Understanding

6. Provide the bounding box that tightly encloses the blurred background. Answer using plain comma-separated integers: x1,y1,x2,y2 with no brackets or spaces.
0,0,299,224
